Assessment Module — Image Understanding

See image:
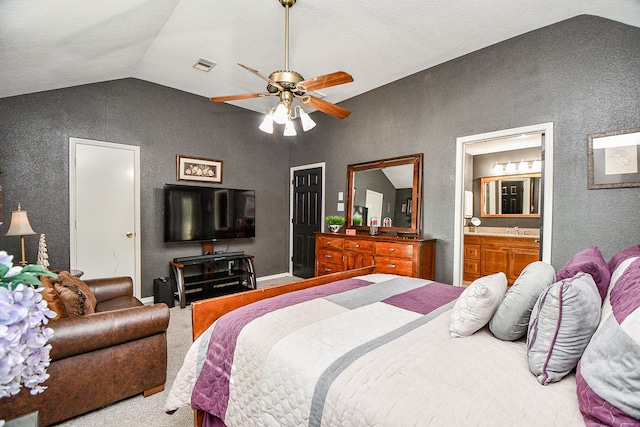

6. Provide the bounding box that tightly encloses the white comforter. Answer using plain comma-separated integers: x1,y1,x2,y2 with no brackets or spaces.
166,274,584,426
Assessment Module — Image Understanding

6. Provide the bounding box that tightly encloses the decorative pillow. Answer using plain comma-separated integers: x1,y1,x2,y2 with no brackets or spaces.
53,272,97,317
556,246,610,302
576,258,640,425
526,272,601,385
489,261,555,341
450,272,507,338
608,244,640,275
38,275,67,319
57,271,98,309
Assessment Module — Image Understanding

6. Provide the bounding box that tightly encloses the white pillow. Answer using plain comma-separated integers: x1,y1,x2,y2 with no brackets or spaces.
450,272,507,337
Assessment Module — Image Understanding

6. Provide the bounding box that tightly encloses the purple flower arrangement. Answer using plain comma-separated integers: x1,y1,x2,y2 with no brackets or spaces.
0,251,57,402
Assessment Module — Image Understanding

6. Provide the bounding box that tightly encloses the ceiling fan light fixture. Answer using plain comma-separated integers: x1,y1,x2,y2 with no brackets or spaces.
283,118,297,136
298,107,316,131
259,109,275,134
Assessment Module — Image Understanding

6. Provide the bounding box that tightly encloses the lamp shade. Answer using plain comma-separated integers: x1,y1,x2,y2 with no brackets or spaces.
298,108,316,131
273,103,289,125
283,118,297,136
5,205,36,236
259,111,274,134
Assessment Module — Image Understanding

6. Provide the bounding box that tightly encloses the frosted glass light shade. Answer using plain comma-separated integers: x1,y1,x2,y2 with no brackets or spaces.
273,103,289,125
299,109,316,131
283,118,297,136
259,112,274,134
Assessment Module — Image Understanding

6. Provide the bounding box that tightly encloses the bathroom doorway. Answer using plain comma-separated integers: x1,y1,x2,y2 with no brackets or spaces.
453,123,554,286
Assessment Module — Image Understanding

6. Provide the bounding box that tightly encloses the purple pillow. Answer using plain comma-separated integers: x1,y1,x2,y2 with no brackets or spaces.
576,259,640,425
608,244,640,275
556,246,610,302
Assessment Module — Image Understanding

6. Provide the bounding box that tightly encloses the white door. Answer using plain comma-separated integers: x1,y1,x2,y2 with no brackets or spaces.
69,138,141,298
365,190,383,226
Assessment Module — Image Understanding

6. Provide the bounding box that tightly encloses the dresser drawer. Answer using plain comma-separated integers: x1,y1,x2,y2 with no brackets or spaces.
317,235,344,251
464,245,480,259
344,239,375,253
374,256,413,276
316,260,344,276
317,248,343,265
375,242,414,259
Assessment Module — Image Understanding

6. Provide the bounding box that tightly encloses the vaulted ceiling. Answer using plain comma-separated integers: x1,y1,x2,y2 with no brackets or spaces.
2,0,639,115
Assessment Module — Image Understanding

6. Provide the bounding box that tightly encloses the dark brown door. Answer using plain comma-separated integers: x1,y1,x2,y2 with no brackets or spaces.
501,181,524,214
292,167,322,278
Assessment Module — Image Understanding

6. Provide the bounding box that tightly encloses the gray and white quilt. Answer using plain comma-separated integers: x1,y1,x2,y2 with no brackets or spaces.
166,274,584,426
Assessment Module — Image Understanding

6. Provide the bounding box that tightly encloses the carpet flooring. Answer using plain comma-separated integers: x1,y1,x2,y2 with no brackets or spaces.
53,275,303,426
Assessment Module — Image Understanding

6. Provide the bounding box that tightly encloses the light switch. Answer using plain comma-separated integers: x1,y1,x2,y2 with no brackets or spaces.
337,202,344,212
338,191,344,201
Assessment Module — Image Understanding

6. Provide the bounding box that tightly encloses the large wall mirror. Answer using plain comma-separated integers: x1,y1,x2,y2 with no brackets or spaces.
346,153,422,235
481,173,541,217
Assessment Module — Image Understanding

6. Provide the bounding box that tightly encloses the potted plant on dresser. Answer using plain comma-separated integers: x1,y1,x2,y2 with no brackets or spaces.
325,216,346,233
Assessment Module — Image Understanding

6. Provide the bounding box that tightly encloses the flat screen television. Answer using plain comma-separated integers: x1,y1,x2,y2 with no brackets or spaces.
163,184,255,242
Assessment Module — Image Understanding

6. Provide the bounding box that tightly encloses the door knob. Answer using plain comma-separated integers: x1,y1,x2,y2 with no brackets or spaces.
126,232,134,238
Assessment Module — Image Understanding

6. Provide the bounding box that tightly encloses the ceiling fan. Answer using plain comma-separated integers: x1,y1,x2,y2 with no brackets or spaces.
209,0,354,130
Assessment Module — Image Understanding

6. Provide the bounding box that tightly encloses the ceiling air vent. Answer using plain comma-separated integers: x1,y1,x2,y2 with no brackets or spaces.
193,58,216,72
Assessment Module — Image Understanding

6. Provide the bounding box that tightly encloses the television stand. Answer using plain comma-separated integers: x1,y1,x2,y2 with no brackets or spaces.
170,254,256,308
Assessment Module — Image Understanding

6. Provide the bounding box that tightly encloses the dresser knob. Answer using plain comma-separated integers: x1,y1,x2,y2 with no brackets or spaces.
387,264,396,269
325,254,332,258
390,248,395,252
355,244,360,248
325,268,331,272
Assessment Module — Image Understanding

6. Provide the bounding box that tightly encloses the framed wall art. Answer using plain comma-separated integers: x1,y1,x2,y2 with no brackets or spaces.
588,127,640,189
176,155,222,184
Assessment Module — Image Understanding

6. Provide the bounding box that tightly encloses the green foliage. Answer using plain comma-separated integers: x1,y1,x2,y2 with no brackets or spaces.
0,254,58,289
324,215,346,225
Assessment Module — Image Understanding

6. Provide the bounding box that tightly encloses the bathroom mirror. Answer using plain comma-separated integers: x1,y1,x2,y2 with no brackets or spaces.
346,153,422,235
481,173,541,217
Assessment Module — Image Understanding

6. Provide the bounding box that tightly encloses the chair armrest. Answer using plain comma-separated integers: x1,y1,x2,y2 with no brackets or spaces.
84,276,134,302
48,303,170,361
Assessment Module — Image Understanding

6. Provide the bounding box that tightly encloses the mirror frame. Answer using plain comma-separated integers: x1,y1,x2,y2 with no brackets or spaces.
346,153,423,235
480,172,541,218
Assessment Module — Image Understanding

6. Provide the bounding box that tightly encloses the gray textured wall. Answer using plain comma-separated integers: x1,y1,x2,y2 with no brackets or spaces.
0,79,291,296
0,15,638,292
290,15,640,284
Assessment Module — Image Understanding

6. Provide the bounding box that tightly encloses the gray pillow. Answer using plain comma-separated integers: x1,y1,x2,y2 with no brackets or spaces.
489,261,555,341
527,272,602,385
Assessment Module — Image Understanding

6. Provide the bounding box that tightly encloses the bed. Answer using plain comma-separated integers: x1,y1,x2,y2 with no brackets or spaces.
166,245,640,427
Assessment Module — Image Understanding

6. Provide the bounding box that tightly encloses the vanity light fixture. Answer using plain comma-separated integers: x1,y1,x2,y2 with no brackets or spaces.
259,102,316,136
492,159,541,174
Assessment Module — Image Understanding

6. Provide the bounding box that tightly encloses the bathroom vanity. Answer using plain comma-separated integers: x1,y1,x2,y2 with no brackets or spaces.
463,227,540,284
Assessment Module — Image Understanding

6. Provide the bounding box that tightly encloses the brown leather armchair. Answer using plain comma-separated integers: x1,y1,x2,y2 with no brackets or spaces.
0,276,170,426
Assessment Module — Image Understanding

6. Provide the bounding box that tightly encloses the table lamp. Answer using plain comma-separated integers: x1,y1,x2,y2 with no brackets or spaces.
5,203,36,266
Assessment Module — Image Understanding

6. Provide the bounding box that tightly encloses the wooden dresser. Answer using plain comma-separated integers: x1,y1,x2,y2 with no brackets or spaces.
464,234,539,284
315,232,436,279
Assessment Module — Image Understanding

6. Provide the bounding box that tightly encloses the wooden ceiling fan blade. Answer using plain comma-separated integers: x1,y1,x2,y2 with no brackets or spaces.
210,92,266,102
303,96,351,120
237,63,283,91
297,71,353,92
